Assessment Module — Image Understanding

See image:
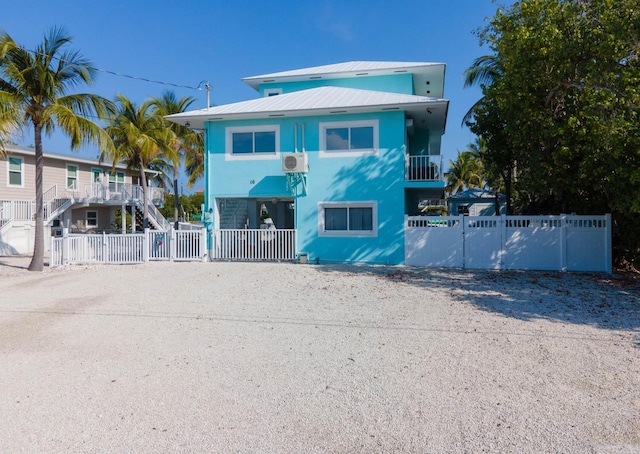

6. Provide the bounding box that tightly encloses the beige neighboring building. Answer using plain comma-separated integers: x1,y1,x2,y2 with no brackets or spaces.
1,145,167,255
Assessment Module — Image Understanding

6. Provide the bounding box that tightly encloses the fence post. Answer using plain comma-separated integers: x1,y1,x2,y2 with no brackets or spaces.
102,232,108,263
500,214,507,270
560,214,567,272
201,228,208,262
62,227,69,265
605,213,612,274
459,214,466,269
143,228,149,262
170,228,177,262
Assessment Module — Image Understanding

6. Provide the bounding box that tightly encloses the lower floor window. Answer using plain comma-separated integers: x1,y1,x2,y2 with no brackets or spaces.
318,201,377,237
86,211,98,228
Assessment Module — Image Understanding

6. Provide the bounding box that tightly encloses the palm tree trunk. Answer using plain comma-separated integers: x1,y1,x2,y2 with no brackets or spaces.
139,158,149,230
28,123,45,271
173,165,179,230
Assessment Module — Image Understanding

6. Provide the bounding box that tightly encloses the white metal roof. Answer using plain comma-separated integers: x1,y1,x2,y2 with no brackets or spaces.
242,61,446,91
166,86,449,132
3,145,128,169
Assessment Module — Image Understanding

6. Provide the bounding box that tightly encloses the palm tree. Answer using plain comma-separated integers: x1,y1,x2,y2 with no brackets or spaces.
183,146,204,188
151,91,203,226
0,96,19,155
103,94,177,229
461,55,502,125
0,28,114,271
0,38,19,155
445,150,484,195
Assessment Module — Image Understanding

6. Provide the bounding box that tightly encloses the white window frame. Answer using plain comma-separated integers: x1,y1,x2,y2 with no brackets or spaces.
108,171,125,190
91,167,103,184
7,155,24,187
319,120,379,158
225,125,280,161
318,201,378,237
86,210,98,228
264,88,283,97
66,164,78,190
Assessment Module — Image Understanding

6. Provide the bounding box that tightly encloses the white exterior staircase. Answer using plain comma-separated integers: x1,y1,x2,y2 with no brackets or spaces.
219,199,249,229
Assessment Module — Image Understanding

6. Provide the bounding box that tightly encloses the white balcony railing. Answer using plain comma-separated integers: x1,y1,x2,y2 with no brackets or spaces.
81,183,164,204
0,200,34,221
406,155,443,182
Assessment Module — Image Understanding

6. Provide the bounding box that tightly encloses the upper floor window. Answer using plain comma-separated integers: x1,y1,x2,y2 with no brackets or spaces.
319,120,379,158
318,201,378,237
108,171,125,190
67,164,78,190
7,156,23,187
225,125,280,161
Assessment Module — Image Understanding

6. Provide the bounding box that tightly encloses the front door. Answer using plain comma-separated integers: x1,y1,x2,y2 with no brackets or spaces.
91,168,103,197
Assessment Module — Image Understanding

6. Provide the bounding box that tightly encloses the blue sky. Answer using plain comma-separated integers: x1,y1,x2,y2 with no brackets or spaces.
2,0,512,193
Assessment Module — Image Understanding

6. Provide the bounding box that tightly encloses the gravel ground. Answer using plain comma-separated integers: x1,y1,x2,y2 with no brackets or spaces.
0,257,639,453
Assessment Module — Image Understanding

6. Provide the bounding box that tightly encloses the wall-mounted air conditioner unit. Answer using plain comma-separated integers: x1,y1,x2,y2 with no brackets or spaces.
282,153,309,173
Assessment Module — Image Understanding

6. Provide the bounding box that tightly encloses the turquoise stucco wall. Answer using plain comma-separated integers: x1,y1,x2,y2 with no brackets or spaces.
205,110,408,264
257,73,414,96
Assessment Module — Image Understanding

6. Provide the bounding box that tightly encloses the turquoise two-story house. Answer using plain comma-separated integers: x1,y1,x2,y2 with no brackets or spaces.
167,61,449,264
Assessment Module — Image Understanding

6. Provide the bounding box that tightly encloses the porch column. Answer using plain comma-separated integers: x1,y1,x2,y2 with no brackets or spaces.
131,206,136,233
121,203,126,234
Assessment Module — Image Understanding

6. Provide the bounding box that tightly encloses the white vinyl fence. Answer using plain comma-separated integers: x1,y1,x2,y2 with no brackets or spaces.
50,228,207,267
211,229,296,261
405,214,612,272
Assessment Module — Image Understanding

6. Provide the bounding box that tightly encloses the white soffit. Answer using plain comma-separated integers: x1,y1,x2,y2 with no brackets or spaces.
165,86,448,132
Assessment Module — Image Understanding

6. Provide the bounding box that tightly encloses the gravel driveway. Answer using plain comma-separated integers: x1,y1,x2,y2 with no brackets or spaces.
1,258,639,452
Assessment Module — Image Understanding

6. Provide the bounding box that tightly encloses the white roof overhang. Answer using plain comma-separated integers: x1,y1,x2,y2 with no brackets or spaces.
166,86,449,134
241,61,446,97
2,145,133,170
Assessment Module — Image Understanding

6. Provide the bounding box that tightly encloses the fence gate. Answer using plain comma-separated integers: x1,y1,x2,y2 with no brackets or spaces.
50,228,207,266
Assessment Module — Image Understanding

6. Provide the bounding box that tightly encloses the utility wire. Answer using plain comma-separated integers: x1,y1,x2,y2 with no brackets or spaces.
26,47,207,91
89,66,207,91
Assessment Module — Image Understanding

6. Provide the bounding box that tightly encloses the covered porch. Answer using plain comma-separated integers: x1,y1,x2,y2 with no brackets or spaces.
212,196,296,261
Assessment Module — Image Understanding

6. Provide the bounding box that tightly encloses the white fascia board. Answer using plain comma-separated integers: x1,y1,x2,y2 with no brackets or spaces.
3,145,129,170
242,61,447,91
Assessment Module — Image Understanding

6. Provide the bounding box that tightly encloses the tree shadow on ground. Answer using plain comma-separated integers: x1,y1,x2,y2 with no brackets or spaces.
314,264,640,341
0,257,31,270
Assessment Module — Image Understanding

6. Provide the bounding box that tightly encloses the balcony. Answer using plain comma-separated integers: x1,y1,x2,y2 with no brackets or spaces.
406,155,443,182
72,183,165,205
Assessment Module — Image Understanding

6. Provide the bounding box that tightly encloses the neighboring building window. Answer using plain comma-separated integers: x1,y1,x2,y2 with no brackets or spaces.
67,164,78,189
264,88,282,97
7,156,23,187
225,125,280,160
108,171,125,189
86,211,98,228
91,168,103,184
318,201,378,237
319,120,379,158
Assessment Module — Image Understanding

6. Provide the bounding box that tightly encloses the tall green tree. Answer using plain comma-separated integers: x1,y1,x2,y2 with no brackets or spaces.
103,94,176,229
0,28,113,270
151,91,203,226
468,0,640,265
444,150,484,195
